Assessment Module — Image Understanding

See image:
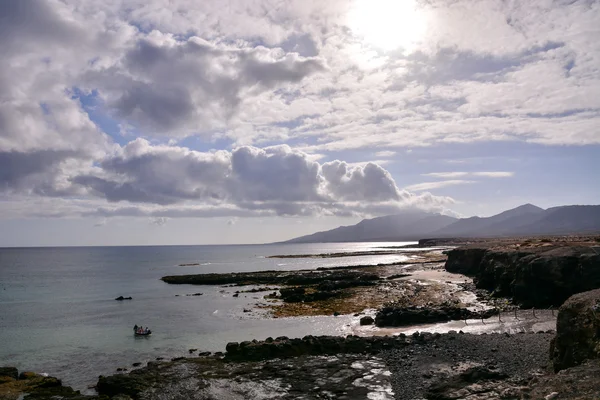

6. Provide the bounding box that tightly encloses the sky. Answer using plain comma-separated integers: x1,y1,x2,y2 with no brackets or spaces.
1,0,599,246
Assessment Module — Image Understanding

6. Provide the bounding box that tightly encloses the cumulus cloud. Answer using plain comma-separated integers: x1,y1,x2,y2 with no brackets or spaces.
68,139,451,217
1,0,598,227
83,34,326,137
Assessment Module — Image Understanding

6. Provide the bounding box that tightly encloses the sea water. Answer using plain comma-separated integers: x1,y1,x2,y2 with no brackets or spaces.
0,242,414,390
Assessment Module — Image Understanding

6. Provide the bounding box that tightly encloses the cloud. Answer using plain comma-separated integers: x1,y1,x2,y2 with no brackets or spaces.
423,171,514,178
83,34,326,137
69,139,452,217
472,171,514,178
423,172,469,178
374,151,397,158
405,180,476,191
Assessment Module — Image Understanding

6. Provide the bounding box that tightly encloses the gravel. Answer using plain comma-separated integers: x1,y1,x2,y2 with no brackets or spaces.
381,331,554,400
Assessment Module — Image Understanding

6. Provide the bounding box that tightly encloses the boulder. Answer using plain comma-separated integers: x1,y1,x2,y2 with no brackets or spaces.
359,316,374,326
551,289,600,371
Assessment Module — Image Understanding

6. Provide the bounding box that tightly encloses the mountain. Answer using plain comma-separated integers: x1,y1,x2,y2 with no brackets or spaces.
432,203,545,237
280,204,600,243
282,210,457,243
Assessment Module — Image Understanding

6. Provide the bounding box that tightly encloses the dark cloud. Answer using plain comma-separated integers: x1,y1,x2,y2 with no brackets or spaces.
85,37,326,136
0,150,80,194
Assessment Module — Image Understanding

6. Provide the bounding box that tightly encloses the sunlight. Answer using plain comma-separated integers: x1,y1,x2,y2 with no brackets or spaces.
347,0,428,52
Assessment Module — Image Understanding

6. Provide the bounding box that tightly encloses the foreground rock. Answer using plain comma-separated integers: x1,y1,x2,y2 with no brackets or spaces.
0,368,98,400
445,244,600,308
375,305,497,327
94,332,560,400
97,353,394,400
551,288,600,372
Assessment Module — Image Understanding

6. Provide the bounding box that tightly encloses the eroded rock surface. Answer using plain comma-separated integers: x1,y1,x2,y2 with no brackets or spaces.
445,245,600,308
551,288,600,372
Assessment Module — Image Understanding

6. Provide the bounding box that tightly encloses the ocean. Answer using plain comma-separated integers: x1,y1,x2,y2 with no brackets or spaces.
0,242,414,391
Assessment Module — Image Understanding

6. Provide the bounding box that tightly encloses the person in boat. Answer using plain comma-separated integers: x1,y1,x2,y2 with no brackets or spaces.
134,324,138,332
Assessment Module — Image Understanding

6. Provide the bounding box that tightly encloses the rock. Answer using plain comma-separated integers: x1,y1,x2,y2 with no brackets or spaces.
233,293,239,297
115,296,133,301
97,373,153,397
359,316,374,326
19,371,39,380
445,246,600,308
132,362,142,367
0,367,18,380
375,305,496,327
551,288,600,371
189,349,197,353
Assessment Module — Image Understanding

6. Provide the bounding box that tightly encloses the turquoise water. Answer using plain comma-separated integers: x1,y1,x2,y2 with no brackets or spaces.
0,242,413,390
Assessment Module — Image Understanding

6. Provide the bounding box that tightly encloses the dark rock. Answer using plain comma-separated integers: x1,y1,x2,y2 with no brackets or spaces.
115,296,133,301
426,366,508,398
198,351,211,357
445,246,600,308
0,367,18,380
359,316,374,325
97,373,152,398
375,305,496,327
552,288,600,371
161,269,379,287
132,362,142,367
232,293,239,297
189,349,197,353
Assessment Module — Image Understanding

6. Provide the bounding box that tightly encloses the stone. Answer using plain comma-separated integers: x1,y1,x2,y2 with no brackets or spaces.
551,289,600,371
359,316,374,325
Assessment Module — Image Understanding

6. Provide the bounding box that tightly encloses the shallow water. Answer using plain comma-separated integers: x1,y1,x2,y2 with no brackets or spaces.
0,242,414,390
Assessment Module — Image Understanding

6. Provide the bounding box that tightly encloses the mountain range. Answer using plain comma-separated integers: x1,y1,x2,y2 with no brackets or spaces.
282,204,600,243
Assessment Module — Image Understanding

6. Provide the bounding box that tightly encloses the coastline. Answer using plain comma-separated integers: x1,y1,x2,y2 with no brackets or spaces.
3,236,600,399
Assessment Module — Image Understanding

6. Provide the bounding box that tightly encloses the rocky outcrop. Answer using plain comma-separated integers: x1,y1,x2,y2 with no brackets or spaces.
161,269,379,286
0,368,96,399
551,289,600,372
224,334,424,361
375,305,497,327
445,245,600,308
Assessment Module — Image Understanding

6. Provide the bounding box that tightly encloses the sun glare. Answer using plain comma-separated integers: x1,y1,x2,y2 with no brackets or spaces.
348,0,428,52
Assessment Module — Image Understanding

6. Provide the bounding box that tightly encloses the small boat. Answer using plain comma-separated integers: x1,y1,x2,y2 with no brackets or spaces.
133,325,152,336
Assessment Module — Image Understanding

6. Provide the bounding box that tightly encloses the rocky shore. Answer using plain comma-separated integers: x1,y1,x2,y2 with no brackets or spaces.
3,236,600,399
445,238,600,307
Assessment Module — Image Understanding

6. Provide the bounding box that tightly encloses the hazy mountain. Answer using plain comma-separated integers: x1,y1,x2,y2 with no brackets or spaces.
280,204,600,243
511,205,600,235
282,210,457,243
432,203,545,237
